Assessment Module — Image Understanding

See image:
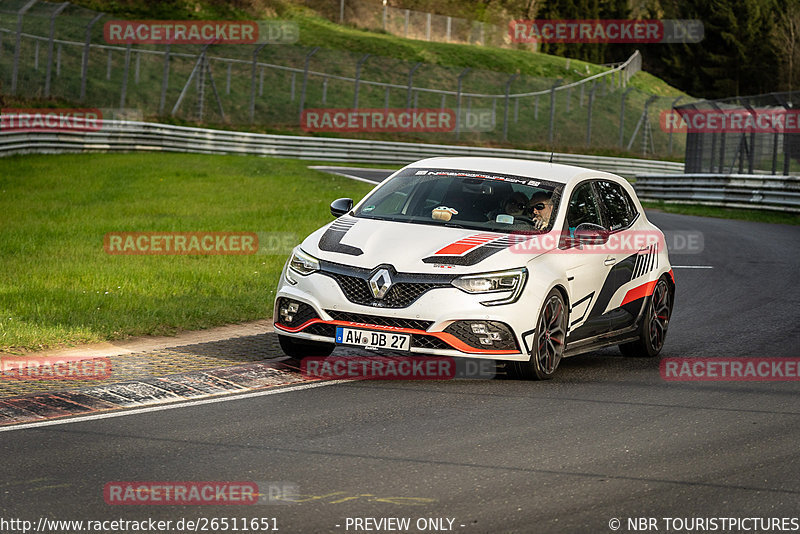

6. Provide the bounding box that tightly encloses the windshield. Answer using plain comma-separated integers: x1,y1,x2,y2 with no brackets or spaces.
353,168,564,233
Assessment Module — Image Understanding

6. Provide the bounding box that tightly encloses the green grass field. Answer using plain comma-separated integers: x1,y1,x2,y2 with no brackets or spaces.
0,153,374,354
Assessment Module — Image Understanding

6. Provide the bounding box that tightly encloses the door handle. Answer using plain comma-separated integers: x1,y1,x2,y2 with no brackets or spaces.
604,257,617,266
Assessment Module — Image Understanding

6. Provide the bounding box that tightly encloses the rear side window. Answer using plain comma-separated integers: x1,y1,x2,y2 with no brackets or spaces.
566,182,603,228
595,180,638,231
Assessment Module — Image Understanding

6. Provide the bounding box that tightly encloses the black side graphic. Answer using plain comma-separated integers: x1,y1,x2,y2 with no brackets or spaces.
631,244,657,281
422,234,534,266
586,253,638,320
318,218,363,256
569,291,595,328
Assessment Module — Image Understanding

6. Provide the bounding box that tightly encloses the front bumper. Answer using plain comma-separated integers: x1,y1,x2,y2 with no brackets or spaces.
274,267,534,361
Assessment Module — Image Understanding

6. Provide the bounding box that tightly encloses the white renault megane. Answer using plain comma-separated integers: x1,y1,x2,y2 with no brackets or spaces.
274,157,674,379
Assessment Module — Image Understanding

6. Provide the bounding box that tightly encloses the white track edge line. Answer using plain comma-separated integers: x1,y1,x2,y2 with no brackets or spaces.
0,380,349,433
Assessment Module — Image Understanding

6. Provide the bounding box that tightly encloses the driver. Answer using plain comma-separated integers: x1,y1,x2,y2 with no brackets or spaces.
527,192,554,230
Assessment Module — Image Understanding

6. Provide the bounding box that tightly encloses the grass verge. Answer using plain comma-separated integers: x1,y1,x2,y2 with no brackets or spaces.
0,153,374,353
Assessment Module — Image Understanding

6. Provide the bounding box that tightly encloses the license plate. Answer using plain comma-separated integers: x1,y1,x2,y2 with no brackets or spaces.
335,327,411,351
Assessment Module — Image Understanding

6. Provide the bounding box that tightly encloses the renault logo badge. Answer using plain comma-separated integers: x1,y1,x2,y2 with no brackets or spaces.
369,268,393,299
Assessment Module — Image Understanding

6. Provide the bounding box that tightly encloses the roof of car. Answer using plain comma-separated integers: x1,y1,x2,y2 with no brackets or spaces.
406,157,621,184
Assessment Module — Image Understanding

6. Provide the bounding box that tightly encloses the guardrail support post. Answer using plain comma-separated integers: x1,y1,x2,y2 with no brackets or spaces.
158,44,171,115
249,43,268,123
298,46,320,123
353,53,370,109
619,87,633,148
406,62,422,109
503,73,519,141
120,43,132,109
44,2,69,98
79,12,103,101
586,81,597,147
548,80,562,144
11,0,38,95
455,67,471,140
667,96,683,155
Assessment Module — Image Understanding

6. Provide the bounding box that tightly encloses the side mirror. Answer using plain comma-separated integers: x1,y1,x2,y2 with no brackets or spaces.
574,223,609,245
330,198,354,217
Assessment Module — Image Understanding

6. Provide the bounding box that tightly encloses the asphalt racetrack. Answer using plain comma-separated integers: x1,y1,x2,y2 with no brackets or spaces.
1,168,798,534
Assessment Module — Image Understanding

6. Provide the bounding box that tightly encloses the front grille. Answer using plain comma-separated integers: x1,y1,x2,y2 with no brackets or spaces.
411,334,451,350
444,320,518,351
328,273,445,308
326,311,433,331
304,323,336,338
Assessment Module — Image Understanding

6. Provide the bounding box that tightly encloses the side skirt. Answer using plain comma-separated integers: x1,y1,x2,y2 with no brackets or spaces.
563,294,650,358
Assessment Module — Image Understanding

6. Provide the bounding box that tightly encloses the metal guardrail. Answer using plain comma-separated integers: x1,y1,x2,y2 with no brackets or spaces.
635,173,800,212
0,119,683,179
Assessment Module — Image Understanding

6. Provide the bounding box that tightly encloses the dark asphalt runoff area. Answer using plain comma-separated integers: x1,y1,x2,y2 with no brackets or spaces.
1,168,799,534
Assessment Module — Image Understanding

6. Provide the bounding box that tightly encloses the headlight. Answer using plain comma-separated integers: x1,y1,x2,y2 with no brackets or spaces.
288,247,320,276
451,268,527,306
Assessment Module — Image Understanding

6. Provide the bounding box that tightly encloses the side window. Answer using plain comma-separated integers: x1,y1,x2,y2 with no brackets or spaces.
567,182,603,228
595,180,638,231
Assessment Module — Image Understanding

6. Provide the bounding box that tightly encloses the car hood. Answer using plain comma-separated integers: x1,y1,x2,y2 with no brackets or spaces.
300,216,552,274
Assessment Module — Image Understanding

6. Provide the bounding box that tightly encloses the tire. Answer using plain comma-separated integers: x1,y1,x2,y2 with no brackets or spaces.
507,289,568,380
278,334,335,359
619,276,673,358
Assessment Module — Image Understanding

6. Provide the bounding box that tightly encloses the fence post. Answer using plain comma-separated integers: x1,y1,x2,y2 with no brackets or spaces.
406,62,421,108
298,46,320,123
80,12,104,101
106,49,112,80
534,94,539,120
11,0,38,95
565,86,571,113
196,50,206,120
667,96,683,155
585,82,597,147
548,80,562,144
353,53,370,109
322,76,328,105
158,44,171,114
446,17,451,41
619,87,633,148
404,9,409,37
249,43,267,123
45,2,69,95
503,73,519,141
134,49,140,84
455,67,471,140
225,62,231,94
382,1,387,31
426,13,431,41
119,43,131,109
